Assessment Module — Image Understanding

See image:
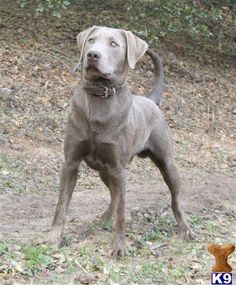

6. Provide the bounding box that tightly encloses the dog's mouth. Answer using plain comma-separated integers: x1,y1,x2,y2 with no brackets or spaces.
85,65,111,79
86,65,98,72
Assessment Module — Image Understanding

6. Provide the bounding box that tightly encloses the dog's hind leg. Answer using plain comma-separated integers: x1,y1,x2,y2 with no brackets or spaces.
147,128,194,239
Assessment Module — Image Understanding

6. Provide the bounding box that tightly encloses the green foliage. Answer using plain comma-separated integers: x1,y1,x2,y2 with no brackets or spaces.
23,245,52,273
16,0,70,17
0,242,9,255
125,0,234,39
13,0,235,45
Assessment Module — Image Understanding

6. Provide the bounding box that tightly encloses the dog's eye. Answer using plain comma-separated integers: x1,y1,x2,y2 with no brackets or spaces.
88,38,94,44
111,41,118,47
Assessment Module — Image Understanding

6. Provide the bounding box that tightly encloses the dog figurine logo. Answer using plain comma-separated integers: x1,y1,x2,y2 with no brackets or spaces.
208,243,235,272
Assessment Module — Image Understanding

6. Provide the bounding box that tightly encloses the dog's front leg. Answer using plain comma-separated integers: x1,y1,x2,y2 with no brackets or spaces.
48,130,85,247
48,159,80,247
110,170,126,258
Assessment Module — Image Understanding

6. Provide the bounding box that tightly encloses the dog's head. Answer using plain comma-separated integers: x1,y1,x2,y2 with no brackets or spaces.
77,26,148,84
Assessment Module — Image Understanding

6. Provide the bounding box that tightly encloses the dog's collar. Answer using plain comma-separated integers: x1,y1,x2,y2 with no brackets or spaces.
83,82,127,99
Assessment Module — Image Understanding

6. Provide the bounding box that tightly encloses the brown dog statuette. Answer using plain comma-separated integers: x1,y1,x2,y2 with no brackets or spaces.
208,243,235,272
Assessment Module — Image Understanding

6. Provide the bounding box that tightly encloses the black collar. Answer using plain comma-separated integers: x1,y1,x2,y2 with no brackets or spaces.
83,82,126,99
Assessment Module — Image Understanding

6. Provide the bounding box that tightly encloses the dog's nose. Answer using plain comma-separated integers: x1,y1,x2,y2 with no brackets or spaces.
87,51,101,61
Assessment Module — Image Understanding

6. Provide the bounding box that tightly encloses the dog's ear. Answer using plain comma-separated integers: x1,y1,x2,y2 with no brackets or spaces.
124,31,148,69
77,26,98,63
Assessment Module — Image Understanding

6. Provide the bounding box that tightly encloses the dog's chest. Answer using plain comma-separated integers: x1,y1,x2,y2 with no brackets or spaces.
83,139,120,171
84,143,119,171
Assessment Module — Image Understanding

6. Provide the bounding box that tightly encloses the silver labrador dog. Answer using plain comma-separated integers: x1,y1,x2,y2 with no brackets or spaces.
49,26,193,257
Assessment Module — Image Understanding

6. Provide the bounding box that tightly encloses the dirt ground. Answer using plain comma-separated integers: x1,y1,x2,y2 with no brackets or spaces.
0,2,236,284
0,144,236,244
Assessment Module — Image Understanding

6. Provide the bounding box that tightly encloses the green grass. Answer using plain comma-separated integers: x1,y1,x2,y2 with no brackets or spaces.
0,242,9,256
1,208,235,284
23,245,53,274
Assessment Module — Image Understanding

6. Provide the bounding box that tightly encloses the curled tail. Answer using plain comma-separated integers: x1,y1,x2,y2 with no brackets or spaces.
146,48,164,106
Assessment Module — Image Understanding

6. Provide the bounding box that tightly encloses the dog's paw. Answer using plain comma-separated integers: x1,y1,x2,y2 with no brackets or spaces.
111,245,126,258
111,235,126,258
48,227,63,248
178,223,196,240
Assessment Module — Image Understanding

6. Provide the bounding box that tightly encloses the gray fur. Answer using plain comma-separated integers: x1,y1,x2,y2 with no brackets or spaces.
48,26,193,257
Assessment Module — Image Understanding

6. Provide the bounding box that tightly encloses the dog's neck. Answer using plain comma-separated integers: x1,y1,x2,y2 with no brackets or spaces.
82,78,127,99
73,78,132,129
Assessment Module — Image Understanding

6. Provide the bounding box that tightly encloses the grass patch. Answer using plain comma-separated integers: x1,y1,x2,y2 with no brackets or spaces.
0,207,235,284
23,245,53,274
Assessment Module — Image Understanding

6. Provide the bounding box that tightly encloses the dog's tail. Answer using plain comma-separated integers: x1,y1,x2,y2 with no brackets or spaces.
146,48,164,106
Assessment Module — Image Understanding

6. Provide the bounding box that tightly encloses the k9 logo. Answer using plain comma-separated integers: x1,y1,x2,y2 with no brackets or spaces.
211,273,233,285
